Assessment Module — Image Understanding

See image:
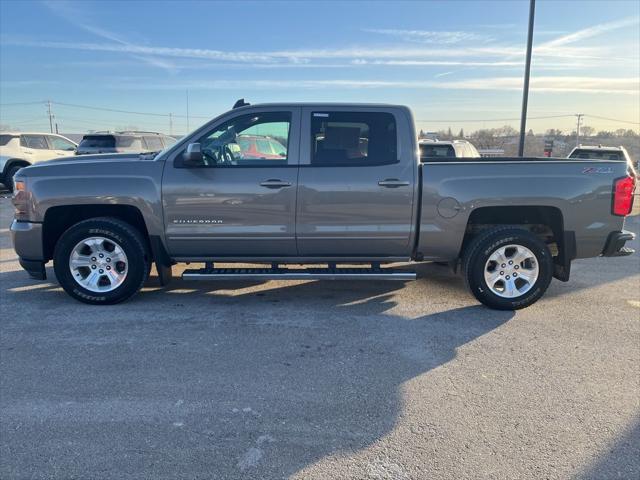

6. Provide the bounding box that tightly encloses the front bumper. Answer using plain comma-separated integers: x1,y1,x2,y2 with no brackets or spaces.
10,220,46,279
602,230,636,257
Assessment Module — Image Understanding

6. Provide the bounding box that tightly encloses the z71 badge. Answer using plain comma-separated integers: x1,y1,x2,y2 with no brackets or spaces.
582,167,613,174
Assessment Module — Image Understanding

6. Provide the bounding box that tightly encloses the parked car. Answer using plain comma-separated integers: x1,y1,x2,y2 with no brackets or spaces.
236,134,287,159
11,102,637,309
0,132,77,191
568,145,637,173
76,131,176,155
419,139,481,161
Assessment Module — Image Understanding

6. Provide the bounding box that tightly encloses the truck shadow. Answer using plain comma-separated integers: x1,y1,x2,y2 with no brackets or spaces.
1,266,513,478
578,417,640,480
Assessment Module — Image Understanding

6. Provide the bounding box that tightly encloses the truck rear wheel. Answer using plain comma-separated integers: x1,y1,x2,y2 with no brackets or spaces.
463,227,553,310
53,217,150,305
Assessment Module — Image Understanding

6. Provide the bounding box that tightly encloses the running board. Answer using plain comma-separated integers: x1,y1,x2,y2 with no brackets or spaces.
182,266,416,281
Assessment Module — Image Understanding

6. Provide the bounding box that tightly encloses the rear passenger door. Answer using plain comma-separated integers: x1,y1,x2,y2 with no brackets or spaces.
20,135,52,163
296,108,416,257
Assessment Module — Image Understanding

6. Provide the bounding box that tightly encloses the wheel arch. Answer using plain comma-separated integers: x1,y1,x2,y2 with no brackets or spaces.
460,205,574,281
2,158,31,180
42,204,150,261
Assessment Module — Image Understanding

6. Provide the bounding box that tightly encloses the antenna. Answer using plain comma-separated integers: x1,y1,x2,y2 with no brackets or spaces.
233,98,250,109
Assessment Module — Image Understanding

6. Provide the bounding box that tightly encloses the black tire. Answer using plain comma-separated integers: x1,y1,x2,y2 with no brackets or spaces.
4,165,23,192
53,217,150,305
462,227,553,310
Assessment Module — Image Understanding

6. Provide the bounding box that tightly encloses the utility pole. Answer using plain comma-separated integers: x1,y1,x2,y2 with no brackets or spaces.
46,100,54,133
575,113,584,146
186,90,190,133
518,0,536,157
169,113,173,136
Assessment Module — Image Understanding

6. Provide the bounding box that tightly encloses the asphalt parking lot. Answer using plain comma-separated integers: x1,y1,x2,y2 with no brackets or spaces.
0,192,638,480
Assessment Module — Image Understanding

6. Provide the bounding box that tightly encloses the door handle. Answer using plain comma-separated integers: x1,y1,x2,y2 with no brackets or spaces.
378,179,410,188
260,179,292,189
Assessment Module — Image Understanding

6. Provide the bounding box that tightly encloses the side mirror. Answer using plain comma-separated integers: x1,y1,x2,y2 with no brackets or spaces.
183,143,204,166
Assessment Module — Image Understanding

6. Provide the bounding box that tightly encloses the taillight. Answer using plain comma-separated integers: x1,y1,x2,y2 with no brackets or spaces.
612,176,636,216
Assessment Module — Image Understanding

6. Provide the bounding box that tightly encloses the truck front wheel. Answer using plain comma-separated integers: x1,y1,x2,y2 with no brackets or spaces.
462,227,553,310
53,217,150,305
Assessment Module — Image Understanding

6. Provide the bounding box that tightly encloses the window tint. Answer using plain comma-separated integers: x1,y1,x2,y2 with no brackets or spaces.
0,135,16,146
143,136,163,151
195,112,291,167
49,136,76,151
79,135,116,149
569,149,622,160
420,144,455,159
115,136,140,148
22,135,49,150
311,112,396,166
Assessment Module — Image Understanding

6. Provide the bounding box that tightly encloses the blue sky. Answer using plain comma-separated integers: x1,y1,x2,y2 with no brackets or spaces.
0,0,639,135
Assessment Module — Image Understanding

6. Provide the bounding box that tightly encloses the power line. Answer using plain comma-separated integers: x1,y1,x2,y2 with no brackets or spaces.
0,101,46,107
416,114,575,123
51,101,210,119
583,114,640,126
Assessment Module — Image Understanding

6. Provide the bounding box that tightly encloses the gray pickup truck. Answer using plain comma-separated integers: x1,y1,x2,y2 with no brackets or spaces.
10,102,637,310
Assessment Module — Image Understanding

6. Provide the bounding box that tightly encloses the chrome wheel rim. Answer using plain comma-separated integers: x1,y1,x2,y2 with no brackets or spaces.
484,244,539,298
69,236,128,293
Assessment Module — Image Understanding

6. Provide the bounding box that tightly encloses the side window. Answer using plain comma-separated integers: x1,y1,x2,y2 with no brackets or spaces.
22,135,49,150
311,111,397,166
143,136,163,151
194,112,291,167
163,135,177,147
116,136,143,151
48,136,76,151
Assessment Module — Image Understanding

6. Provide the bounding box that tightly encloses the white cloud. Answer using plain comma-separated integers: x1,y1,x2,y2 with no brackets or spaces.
537,16,640,50
362,28,494,44
41,0,180,72
107,77,639,95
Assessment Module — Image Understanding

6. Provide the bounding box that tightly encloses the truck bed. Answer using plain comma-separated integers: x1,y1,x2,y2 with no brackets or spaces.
417,158,631,261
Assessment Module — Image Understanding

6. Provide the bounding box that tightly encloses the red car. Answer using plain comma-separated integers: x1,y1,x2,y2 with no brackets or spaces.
237,135,287,159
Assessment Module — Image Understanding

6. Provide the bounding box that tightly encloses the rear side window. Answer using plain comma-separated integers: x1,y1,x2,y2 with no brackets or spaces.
21,135,49,149
143,136,163,151
311,111,397,166
0,135,16,146
116,136,140,148
79,135,116,149
420,144,455,159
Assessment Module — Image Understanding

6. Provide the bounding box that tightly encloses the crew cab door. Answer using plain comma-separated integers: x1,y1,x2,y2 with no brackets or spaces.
161,108,300,257
296,107,416,257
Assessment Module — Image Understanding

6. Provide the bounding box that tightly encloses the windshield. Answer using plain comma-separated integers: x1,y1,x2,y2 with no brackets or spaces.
569,149,622,160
